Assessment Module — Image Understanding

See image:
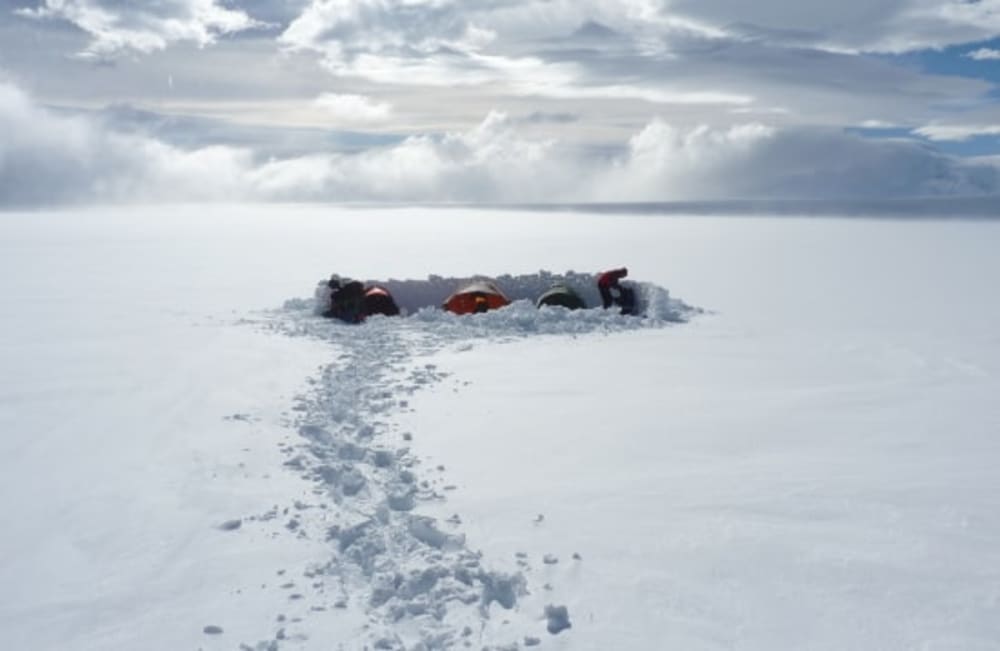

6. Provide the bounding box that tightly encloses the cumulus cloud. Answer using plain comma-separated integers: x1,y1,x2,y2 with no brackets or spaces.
2,79,998,207
246,110,579,202
278,0,491,84
600,120,1000,200
9,0,999,151
277,0,749,103
0,80,574,204
277,0,1000,94
0,81,251,204
16,0,264,60
264,0,1000,140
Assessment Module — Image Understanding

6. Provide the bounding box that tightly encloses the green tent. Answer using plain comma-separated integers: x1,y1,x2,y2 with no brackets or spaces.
536,284,586,310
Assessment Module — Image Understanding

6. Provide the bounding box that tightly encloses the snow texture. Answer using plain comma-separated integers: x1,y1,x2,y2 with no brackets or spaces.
544,605,572,635
234,272,693,648
4,206,999,651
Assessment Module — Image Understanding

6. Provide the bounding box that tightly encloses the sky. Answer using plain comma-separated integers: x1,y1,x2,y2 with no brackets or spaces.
2,0,1000,205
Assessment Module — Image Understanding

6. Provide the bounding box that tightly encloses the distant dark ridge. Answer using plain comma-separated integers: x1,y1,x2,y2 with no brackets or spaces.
413,197,1000,219
5,197,997,216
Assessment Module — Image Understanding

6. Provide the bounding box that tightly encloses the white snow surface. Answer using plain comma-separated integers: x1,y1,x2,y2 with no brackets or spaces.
1,205,999,650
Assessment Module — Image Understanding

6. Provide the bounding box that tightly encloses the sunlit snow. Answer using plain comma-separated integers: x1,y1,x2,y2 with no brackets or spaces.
1,205,998,650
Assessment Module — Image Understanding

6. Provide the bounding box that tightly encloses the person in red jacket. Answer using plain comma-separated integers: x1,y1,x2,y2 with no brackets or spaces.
597,267,636,314
597,267,628,309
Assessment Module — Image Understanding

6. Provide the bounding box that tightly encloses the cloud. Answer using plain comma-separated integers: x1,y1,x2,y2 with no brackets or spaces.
276,0,745,100
669,0,1000,54
914,124,1000,142
2,79,998,207
516,112,580,125
314,93,392,123
280,0,1000,73
245,111,579,202
266,0,998,144
601,120,777,200
15,0,265,60
520,83,752,106
600,120,1000,200
0,80,251,204
278,0,486,80
9,0,994,147
0,80,573,204
5,0,997,159
858,120,901,129
966,48,1000,60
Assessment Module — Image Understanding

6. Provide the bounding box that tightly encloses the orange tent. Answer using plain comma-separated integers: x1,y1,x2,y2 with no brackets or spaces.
442,280,511,315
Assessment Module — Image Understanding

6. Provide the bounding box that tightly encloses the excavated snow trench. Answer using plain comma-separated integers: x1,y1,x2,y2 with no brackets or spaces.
240,273,694,650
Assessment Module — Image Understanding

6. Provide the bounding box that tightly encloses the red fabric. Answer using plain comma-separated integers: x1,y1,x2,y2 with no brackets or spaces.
597,267,628,288
443,291,510,315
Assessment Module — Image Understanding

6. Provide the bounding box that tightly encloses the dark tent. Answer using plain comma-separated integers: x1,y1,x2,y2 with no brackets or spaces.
363,285,400,317
536,284,586,310
443,280,511,315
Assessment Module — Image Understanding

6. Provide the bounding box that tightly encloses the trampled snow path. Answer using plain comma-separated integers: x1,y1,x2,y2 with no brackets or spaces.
235,273,694,649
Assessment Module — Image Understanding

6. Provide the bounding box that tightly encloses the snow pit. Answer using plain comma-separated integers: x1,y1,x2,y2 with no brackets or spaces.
308,270,695,323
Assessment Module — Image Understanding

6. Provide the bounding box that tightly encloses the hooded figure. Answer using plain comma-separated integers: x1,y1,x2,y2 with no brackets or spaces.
597,267,636,315
597,267,628,309
324,275,365,323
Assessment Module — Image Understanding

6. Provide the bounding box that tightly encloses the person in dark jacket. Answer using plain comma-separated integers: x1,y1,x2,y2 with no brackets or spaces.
324,275,365,323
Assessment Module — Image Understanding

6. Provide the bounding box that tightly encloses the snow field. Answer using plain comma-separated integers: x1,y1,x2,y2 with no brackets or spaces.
2,205,999,650
396,317,1000,650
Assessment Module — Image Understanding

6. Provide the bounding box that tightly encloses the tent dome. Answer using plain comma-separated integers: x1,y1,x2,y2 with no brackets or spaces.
536,284,586,310
443,280,511,315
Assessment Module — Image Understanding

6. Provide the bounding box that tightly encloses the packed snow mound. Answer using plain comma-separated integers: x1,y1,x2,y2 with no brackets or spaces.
303,270,694,327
